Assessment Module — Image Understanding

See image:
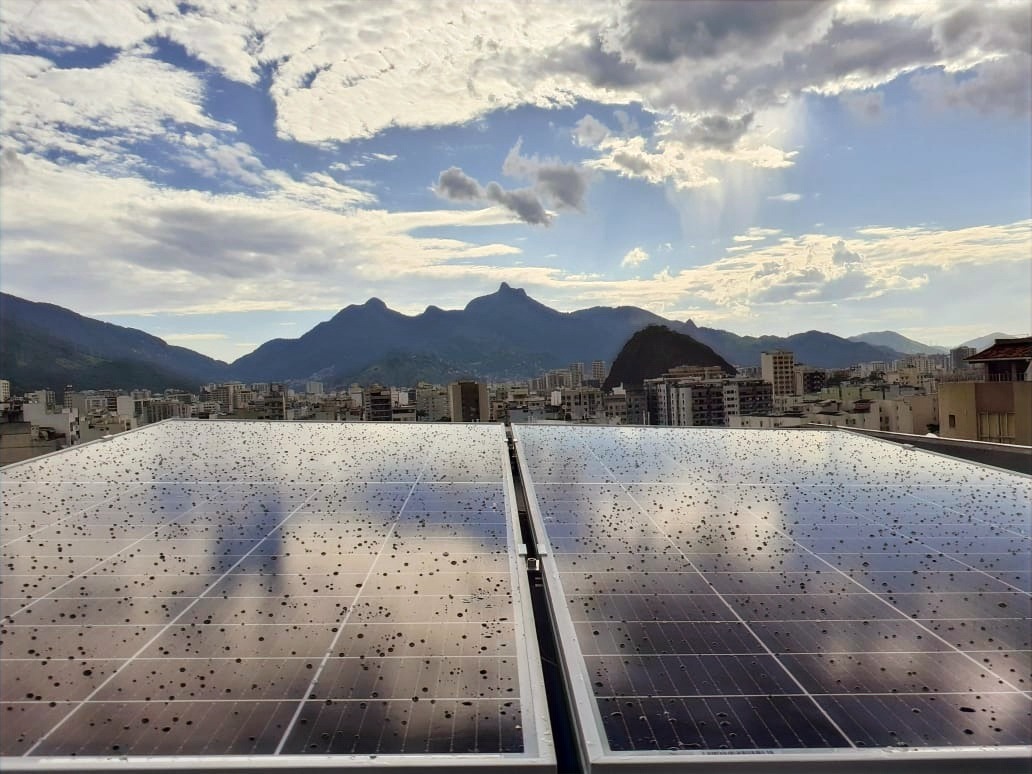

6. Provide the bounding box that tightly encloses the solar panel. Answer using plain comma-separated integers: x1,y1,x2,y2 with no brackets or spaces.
514,425,1032,770
1,420,552,769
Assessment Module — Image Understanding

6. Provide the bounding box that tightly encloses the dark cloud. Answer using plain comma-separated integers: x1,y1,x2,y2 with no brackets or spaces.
911,54,1032,117
535,166,588,210
435,141,590,223
676,112,754,149
123,204,309,278
435,166,483,200
0,148,28,185
621,0,832,63
549,33,646,88
933,3,1031,58
784,17,938,84
612,151,654,175
502,140,591,210
434,164,550,225
484,182,551,225
832,239,862,265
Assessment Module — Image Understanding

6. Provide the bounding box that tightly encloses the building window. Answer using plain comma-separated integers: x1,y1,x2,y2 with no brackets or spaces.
948,414,956,428
977,412,1015,443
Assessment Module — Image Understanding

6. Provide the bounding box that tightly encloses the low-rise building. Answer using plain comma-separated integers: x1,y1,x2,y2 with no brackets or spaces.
938,337,1031,445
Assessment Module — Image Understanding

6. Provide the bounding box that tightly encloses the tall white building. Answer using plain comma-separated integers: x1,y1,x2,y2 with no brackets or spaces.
591,360,606,384
0,379,10,402
760,350,795,396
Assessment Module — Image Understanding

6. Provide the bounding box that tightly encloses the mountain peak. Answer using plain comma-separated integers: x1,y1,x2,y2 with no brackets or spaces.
497,281,527,297
603,325,736,390
364,297,388,309
464,282,542,313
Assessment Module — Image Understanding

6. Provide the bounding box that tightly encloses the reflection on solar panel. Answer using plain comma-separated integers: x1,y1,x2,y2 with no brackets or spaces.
514,426,1031,770
1,421,551,770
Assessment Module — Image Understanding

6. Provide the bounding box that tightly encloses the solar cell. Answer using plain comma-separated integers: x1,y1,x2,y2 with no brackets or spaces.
515,425,1032,770
0,420,552,770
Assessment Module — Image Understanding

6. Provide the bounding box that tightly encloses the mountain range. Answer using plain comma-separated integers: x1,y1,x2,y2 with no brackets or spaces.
848,331,949,355
0,286,1016,392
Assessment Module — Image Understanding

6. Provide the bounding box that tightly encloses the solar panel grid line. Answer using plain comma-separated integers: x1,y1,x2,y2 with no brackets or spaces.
1,502,220,622
20,483,329,757
838,521,1031,595
575,439,859,749
909,512,1031,542
271,458,429,753
776,512,1032,692
0,483,145,550
634,446,1031,691
896,486,1032,545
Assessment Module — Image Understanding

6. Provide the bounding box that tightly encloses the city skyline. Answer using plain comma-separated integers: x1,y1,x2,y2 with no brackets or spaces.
1,0,1030,362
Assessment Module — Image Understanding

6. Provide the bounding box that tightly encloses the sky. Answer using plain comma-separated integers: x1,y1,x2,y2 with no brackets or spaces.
0,0,1029,363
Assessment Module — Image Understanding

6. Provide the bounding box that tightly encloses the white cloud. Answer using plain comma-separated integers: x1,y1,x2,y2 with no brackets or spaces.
732,227,782,243
176,132,267,188
768,192,802,202
3,141,1026,323
580,110,799,192
0,153,522,315
5,0,1024,149
0,51,231,166
621,247,649,268
572,114,610,147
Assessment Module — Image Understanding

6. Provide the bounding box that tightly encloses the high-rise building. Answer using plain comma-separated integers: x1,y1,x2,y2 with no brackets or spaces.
448,381,489,422
211,383,243,414
0,379,10,402
950,346,977,371
793,366,826,396
723,379,773,421
591,360,606,384
363,386,393,421
415,383,450,421
26,389,57,408
568,363,584,388
645,374,772,427
305,381,324,396
560,386,602,422
760,350,795,396
545,370,570,390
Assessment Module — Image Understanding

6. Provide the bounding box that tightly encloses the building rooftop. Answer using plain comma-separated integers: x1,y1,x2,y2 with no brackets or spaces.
1,421,1029,772
966,337,1032,363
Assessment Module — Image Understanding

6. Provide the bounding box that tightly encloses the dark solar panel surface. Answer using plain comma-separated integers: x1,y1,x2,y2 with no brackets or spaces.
515,426,1032,755
1,421,537,761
